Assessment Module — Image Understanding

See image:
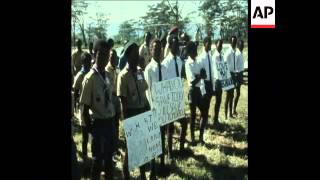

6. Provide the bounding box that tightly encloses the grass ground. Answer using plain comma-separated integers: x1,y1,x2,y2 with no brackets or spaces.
73,81,248,180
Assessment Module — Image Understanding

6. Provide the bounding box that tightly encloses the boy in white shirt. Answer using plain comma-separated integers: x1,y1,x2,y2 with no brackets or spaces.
162,35,188,161
212,39,225,129
185,41,207,145
233,40,245,116
224,36,238,119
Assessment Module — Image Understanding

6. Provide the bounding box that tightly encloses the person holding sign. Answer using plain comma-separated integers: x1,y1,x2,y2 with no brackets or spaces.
225,36,238,120
185,41,207,145
212,39,226,129
117,42,150,180
198,37,216,142
79,39,115,180
72,52,92,162
144,38,165,178
233,40,245,117
162,35,188,161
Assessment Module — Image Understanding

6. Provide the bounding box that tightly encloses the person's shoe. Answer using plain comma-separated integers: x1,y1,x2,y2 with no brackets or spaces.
213,121,220,130
82,154,88,162
149,172,156,180
233,111,238,117
160,160,165,170
168,151,174,160
199,139,206,145
179,143,185,152
191,139,197,146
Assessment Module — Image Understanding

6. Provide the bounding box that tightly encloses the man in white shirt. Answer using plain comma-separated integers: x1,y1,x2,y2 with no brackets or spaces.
233,40,245,117
144,38,165,179
198,37,215,138
139,32,152,67
164,26,179,58
212,39,225,129
144,38,165,171
162,35,187,161
224,36,238,119
185,41,207,145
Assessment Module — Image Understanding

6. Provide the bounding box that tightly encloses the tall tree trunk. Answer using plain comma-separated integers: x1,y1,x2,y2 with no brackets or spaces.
73,20,76,47
79,23,87,48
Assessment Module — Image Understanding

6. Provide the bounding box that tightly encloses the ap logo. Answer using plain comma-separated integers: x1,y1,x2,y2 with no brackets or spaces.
251,0,275,28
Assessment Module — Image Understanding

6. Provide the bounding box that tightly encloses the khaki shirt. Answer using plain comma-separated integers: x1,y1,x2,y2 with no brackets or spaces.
73,71,86,95
73,70,87,125
117,66,148,109
80,68,115,119
72,50,83,75
105,62,120,95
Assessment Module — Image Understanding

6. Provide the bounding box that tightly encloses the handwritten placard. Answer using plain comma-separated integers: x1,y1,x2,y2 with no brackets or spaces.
151,77,185,126
123,111,162,171
216,60,235,91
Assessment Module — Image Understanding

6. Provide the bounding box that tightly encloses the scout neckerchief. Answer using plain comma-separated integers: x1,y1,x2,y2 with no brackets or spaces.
130,67,142,105
207,52,212,83
92,66,110,103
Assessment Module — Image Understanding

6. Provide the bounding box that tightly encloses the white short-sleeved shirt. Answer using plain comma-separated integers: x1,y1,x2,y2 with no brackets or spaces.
161,52,183,80
144,58,166,107
185,57,202,87
213,51,231,80
198,49,215,82
235,50,245,72
225,48,244,73
139,43,151,66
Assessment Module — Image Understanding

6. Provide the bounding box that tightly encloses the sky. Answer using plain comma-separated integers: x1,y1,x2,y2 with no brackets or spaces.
76,0,204,39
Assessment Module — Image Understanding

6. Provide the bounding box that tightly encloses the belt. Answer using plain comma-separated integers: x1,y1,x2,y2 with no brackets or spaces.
231,72,240,76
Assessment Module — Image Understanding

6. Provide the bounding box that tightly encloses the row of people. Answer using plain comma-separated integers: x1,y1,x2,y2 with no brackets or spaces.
71,31,245,179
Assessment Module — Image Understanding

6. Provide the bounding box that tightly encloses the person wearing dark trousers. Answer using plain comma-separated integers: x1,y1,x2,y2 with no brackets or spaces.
198,37,216,144
71,135,81,180
162,35,187,162
225,36,238,120
80,39,115,180
212,39,225,129
144,38,165,179
233,40,245,117
185,41,207,145
106,49,121,156
117,42,149,180
72,52,92,161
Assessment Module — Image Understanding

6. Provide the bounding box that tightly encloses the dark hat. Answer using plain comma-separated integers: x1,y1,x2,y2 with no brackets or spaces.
123,41,138,56
169,26,178,35
93,39,110,52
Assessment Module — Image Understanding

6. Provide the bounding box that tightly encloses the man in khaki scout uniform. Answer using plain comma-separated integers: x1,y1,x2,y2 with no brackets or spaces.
80,39,115,180
72,52,92,161
117,42,150,180
105,49,121,156
72,39,84,76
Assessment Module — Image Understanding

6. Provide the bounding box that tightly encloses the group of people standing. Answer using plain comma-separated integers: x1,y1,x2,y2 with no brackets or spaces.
71,26,246,180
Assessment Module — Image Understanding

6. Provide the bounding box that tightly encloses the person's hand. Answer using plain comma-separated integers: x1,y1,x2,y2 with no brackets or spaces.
200,68,207,79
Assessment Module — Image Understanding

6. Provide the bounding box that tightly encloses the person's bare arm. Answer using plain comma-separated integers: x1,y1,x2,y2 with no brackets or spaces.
119,96,128,119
